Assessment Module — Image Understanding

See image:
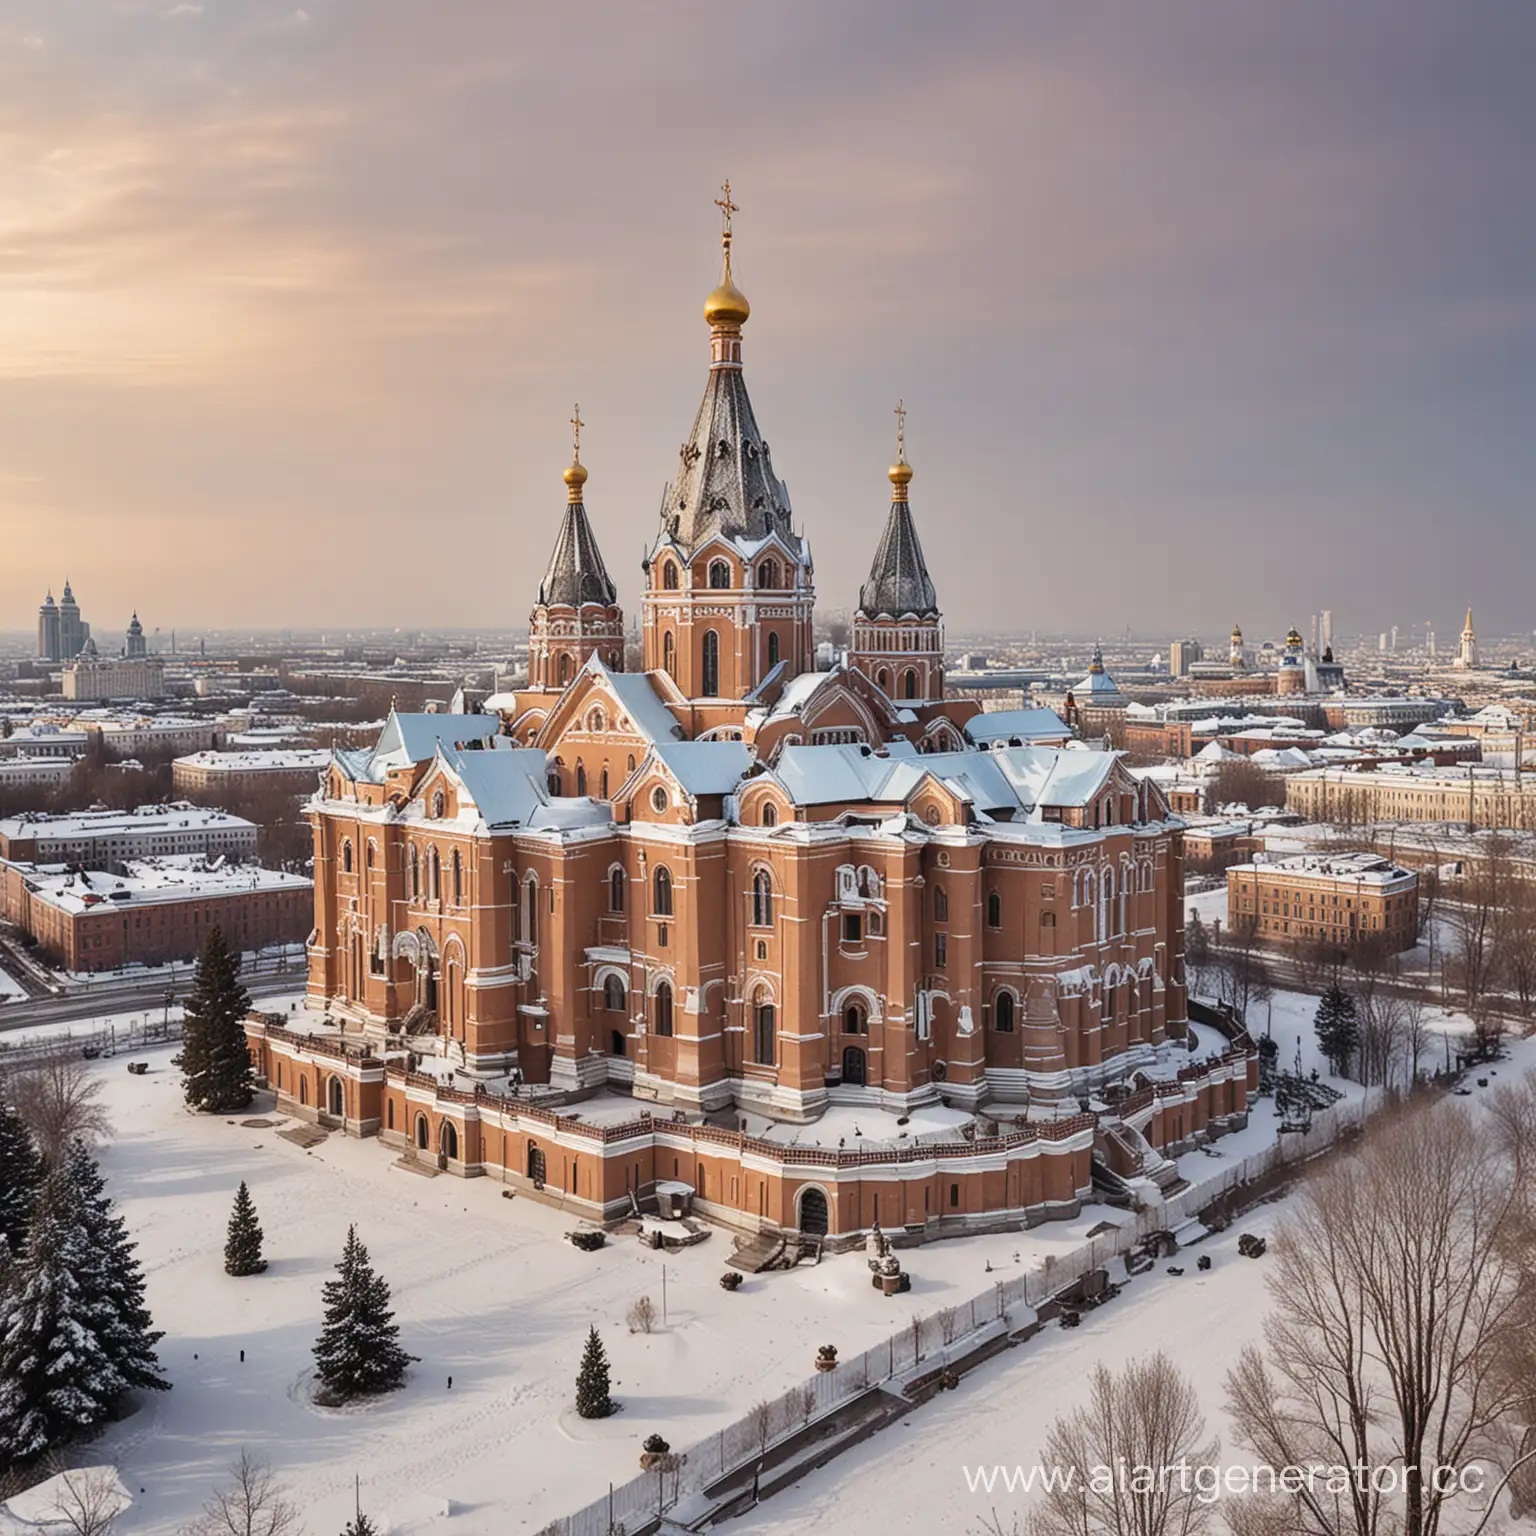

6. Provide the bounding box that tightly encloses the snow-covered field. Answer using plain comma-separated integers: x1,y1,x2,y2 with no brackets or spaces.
76,1053,1172,1536
50,992,1532,1536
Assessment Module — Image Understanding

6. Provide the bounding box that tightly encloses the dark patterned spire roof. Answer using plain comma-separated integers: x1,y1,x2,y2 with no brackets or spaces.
659,368,795,556
537,498,617,608
858,498,939,619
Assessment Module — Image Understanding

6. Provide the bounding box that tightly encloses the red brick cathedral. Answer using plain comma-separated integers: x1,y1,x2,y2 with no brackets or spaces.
248,195,1253,1246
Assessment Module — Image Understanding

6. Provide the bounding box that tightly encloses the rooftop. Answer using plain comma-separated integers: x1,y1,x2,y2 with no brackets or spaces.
175,749,331,772
1229,851,1415,886
12,856,310,914
0,803,256,841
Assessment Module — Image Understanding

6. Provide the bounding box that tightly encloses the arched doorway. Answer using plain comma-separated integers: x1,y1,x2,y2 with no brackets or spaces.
841,1046,867,1087
527,1142,546,1186
798,1186,829,1236
298,1078,309,1107
441,1122,459,1162
611,1029,627,1057
415,1114,429,1151
327,1076,344,1117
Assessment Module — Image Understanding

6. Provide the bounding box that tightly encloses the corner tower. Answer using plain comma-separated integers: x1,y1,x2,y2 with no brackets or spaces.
641,184,814,702
528,408,624,692
849,402,943,703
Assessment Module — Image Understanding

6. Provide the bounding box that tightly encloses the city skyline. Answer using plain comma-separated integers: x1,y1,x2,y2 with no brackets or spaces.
3,2,1534,634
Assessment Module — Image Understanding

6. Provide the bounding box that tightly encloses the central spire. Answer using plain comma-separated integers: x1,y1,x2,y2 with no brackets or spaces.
704,179,750,366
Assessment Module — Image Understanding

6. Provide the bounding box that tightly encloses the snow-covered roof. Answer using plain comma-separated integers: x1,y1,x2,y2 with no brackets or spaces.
174,749,331,773
649,740,754,797
599,667,686,744
335,708,501,783
0,803,255,842
16,857,309,914
964,707,1072,747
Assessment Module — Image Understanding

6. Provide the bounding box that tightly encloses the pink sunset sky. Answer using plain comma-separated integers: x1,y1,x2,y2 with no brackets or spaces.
1,1,1532,641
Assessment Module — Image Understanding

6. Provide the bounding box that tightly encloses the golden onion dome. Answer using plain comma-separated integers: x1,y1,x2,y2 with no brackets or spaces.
888,459,914,490
704,274,750,328
562,459,588,499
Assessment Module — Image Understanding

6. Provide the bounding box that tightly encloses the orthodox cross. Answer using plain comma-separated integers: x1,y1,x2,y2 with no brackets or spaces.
570,403,584,463
894,398,907,462
715,180,739,238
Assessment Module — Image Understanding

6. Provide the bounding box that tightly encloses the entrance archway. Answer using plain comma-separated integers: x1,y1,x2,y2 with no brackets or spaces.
797,1186,829,1236
298,1077,309,1107
415,1114,429,1151
841,1046,867,1087
327,1076,344,1117
528,1143,546,1186
441,1121,459,1161
611,1029,627,1057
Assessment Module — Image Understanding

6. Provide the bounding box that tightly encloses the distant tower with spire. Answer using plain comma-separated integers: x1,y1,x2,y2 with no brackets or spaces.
848,400,943,703
527,405,624,692
1229,623,1246,672
1457,607,1479,670
124,612,147,659
37,590,60,662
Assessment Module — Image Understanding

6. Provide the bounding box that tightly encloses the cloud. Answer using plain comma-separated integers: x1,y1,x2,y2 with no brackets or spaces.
0,0,1533,640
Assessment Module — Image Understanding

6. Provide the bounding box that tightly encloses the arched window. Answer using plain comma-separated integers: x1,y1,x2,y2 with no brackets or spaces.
762,803,778,828
653,865,673,916
558,653,573,685
751,869,773,927
753,990,776,1065
524,877,539,946
994,991,1015,1032
843,1002,867,1034
702,630,720,697
708,559,731,589
654,980,674,1037
903,668,918,700
341,840,353,874
933,884,948,922
662,632,676,676
604,974,626,1011
767,632,780,669
365,840,376,870
410,844,420,899
432,791,445,819
758,558,779,589
609,867,625,912
600,767,610,798
428,847,441,901
451,849,462,907
876,668,891,694
575,762,587,796
662,561,679,590
987,890,1001,928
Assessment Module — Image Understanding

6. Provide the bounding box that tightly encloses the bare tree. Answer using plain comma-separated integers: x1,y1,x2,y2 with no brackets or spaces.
1399,993,1433,1086
626,1295,657,1335
939,1305,962,1347
181,1452,300,1536
41,1463,128,1536
749,1398,775,1459
1225,1096,1536,1536
1203,758,1279,816
1495,879,1536,1017
1445,837,1509,1014
1021,1353,1218,1536
4,1043,112,1164
1216,917,1272,1027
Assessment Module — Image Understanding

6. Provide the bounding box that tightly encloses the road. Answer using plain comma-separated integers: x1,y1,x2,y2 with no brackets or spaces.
0,971,302,1033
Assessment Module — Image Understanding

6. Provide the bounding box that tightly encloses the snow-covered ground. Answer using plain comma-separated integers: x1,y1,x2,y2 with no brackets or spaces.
0,967,26,1003
75,1051,1183,1536
49,991,1532,1535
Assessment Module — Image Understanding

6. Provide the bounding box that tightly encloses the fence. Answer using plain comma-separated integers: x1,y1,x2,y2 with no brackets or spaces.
539,1095,1368,1536
0,1014,185,1071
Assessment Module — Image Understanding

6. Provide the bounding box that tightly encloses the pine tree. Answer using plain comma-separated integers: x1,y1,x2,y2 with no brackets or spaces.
224,1181,268,1276
1314,984,1361,1078
312,1225,415,1402
575,1325,614,1419
0,1171,121,1473
0,1098,43,1265
64,1140,170,1394
342,1514,381,1536
178,923,254,1113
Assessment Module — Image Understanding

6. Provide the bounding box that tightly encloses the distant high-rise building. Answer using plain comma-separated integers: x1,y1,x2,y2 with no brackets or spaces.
1390,624,1399,652
37,592,61,661
1309,614,1319,655
124,612,148,659
37,581,90,662
1321,609,1334,653
1168,638,1203,677
1379,633,1390,652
